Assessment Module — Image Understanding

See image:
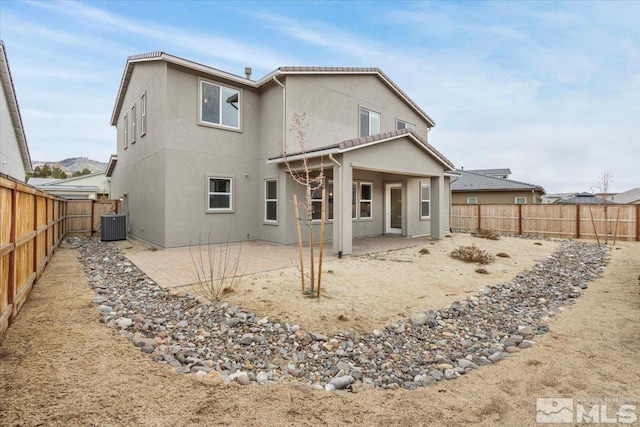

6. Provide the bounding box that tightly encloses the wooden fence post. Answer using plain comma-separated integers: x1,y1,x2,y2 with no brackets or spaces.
8,186,16,323
576,204,581,239
636,204,640,242
518,204,523,235
477,204,482,230
32,192,38,274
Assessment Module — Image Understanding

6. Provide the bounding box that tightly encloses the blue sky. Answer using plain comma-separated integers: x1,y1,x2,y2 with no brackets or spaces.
1,0,638,192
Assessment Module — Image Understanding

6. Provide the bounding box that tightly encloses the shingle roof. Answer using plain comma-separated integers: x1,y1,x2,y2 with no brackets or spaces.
557,194,612,205
451,169,544,193
611,188,640,204
269,128,455,171
465,168,511,177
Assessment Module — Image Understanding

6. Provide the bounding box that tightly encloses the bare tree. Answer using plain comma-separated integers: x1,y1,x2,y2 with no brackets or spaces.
282,113,326,297
597,171,612,244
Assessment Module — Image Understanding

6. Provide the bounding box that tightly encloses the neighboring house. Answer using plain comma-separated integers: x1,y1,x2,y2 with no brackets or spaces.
540,193,574,204
451,169,545,205
556,192,611,205
611,188,640,205
109,52,456,253
0,40,32,181
30,172,111,199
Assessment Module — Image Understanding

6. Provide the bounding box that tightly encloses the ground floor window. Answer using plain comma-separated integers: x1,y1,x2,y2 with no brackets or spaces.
208,177,232,211
515,196,527,204
265,179,277,222
420,183,431,218
359,183,372,219
467,197,477,205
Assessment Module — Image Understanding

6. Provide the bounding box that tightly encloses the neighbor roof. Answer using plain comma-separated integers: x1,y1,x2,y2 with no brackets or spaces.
557,193,612,205
268,128,455,171
611,188,640,204
0,40,32,173
464,168,511,177
451,169,544,193
111,52,436,128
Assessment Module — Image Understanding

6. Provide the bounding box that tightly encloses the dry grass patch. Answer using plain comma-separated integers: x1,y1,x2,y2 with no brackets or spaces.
472,228,501,240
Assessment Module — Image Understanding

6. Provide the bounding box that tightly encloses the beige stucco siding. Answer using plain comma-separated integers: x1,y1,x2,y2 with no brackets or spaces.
452,191,542,205
0,80,26,180
281,75,432,157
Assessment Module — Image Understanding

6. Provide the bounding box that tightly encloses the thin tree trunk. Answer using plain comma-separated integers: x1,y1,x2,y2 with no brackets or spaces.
293,194,305,293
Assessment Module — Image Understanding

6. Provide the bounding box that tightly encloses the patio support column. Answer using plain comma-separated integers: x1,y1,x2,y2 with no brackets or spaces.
430,175,444,240
333,161,353,256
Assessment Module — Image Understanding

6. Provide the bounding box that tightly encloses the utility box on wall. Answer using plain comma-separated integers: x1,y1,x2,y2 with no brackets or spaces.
100,214,127,241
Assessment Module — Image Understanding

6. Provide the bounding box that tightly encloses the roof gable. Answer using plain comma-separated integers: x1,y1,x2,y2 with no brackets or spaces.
452,169,544,193
269,128,454,171
111,52,436,128
0,40,32,173
611,188,640,204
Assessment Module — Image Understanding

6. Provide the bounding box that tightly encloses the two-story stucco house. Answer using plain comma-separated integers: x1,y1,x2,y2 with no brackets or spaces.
0,40,32,181
109,52,456,255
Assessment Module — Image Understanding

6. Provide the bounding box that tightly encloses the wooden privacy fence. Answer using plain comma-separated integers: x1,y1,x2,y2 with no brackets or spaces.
451,204,640,242
66,199,119,237
1,175,66,338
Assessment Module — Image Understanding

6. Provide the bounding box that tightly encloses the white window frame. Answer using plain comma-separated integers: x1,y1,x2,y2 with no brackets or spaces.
199,79,241,130
360,107,380,137
123,114,128,149
420,183,431,219
515,196,527,205
206,176,233,212
264,179,277,223
396,119,416,132
140,92,147,136
351,182,357,219
131,104,136,144
359,182,373,219
467,197,477,205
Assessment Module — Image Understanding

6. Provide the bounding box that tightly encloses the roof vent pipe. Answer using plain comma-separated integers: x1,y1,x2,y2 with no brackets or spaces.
244,67,252,79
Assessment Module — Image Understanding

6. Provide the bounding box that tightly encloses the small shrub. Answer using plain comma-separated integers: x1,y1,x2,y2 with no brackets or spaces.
496,252,510,258
450,244,495,265
472,228,500,240
419,248,430,255
475,268,489,274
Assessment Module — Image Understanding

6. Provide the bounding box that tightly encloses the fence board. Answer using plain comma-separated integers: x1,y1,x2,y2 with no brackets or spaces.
452,204,638,241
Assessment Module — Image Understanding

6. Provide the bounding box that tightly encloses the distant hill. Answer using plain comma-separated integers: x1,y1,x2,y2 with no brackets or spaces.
32,157,107,175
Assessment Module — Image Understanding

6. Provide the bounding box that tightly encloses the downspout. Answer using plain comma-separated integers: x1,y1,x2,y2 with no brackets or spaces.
328,153,343,258
272,76,286,153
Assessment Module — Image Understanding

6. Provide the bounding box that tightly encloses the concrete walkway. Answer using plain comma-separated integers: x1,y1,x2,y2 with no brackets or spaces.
124,235,432,289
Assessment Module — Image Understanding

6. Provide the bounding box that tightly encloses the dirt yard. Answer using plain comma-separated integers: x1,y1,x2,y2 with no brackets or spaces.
1,236,639,426
207,235,561,335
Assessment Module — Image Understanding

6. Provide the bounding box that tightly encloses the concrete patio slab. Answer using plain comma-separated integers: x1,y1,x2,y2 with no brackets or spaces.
122,235,432,289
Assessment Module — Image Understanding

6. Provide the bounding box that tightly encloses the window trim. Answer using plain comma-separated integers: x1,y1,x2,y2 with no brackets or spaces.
420,182,431,219
359,182,373,220
123,114,128,149
140,92,147,137
515,196,527,205
206,175,234,213
396,119,416,132
264,179,278,223
359,107,380,137
198,78,242,131
131,104,136,144
467,197,477,205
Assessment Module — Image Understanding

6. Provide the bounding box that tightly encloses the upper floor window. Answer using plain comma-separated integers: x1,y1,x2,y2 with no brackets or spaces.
515,197,527,204
140,93,147,136
360,108,380,137
397,120,416,132
420,183,430,219
265,179,277,222
131,105,136,144
200,80,240,129
123,114,128,149
208,177,233,211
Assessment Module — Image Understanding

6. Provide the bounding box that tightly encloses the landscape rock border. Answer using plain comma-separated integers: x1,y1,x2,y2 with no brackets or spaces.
74,237,608,392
